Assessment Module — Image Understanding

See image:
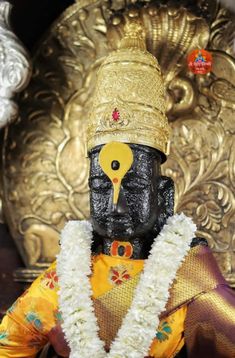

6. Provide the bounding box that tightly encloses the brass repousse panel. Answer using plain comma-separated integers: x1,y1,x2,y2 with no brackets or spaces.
1,0,235,285
2,0,110,268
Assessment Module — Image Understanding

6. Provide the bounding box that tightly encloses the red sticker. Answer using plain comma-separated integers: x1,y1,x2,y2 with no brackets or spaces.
188,49,212,75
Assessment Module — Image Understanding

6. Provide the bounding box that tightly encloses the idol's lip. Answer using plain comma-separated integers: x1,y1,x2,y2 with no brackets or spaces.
107,216,134,239
107,227,134,239
108,215,132,226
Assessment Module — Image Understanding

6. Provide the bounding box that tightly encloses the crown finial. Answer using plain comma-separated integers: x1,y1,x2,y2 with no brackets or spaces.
118,21,146,51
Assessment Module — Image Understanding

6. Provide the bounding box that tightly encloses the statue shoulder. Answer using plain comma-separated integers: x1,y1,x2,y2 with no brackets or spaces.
190,237,208,248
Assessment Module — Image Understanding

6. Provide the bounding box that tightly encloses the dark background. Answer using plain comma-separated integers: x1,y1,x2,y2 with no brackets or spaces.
9,0,75,50
0,0,75,318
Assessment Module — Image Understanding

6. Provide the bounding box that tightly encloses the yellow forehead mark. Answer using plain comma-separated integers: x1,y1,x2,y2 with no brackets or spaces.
99,142,134,205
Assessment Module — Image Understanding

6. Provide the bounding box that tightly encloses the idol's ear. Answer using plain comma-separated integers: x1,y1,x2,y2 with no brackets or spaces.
155,175,175,232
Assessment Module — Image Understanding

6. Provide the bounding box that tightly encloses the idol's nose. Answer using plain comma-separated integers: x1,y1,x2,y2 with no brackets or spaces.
109,186,128,215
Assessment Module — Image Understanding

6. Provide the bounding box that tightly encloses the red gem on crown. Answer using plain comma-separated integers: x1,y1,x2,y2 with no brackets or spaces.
112,108,120,121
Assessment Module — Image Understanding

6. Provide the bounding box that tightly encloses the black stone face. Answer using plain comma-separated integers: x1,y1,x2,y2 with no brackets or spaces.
89,144,174,255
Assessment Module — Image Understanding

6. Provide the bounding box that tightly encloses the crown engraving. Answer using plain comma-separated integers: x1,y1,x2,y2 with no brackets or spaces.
87,21,171,159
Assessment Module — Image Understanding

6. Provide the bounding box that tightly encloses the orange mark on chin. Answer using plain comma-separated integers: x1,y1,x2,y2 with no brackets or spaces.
113,178,118,184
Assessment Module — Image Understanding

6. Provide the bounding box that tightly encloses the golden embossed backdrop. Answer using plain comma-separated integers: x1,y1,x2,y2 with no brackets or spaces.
1,1,234,284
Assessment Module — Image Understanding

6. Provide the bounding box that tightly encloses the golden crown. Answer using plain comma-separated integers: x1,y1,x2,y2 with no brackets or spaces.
87,21,170,159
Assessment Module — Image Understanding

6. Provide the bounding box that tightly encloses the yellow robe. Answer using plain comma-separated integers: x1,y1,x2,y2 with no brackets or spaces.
0,245,235,357
0,254,186,358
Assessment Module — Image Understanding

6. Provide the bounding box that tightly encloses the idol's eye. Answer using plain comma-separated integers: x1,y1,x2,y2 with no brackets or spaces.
89,178,112,192
122,177,150,193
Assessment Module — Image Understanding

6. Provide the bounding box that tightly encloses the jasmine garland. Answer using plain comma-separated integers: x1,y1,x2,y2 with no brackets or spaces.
57,213,196,358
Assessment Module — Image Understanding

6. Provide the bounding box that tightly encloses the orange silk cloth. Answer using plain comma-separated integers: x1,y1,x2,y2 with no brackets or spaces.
0,254,186,357
92,254,186,357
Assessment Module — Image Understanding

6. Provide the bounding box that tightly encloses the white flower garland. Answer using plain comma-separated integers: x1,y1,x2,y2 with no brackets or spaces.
57,213,196,358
